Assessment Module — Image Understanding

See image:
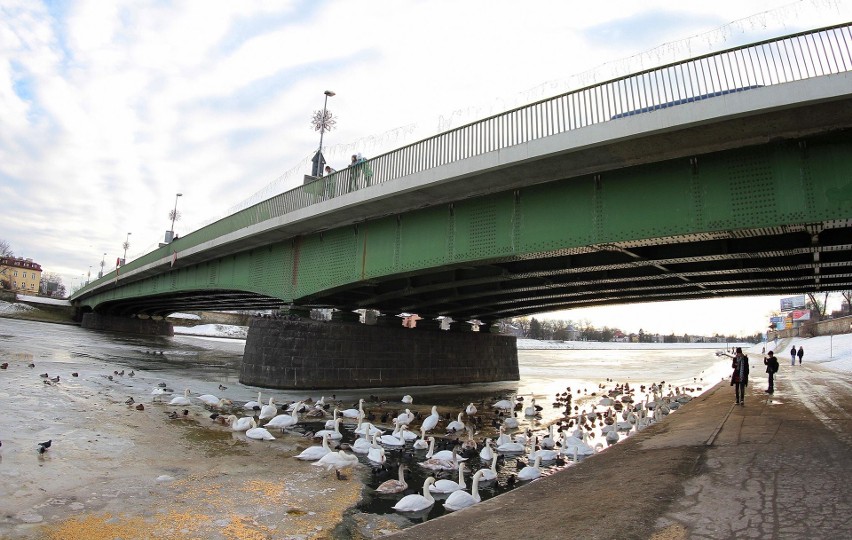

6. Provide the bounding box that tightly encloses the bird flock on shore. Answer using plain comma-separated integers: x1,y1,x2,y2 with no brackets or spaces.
1,357,700,516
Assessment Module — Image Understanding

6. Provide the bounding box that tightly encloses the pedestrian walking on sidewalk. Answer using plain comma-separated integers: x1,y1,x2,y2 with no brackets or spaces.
730,347,749,406
764,351,779,394
797,346,804,365
790,346,797,366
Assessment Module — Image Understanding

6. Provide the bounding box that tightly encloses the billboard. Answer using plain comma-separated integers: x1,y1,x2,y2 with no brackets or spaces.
791,310,811,321
780,295,806,312
769,316,785,330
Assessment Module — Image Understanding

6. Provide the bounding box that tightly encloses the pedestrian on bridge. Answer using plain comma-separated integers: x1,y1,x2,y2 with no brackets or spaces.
730,347,749,406
764,351,779,394
790,346,797,366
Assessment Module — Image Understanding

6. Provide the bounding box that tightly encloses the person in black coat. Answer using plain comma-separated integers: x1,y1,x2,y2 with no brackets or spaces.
764,351,780,394
730,347,750,406
797,346,804,365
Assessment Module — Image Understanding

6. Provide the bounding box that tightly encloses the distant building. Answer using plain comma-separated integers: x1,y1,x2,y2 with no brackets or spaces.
0,256,43,294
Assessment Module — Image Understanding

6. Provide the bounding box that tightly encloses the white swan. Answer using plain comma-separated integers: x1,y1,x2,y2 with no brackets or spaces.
517,454,542,481
478,451,499,483
496,437,525,454
168,389,192,406
446,412,464,433
352,435,372,454
375,463,408,494
395,408,414,426
265,403,301,429
524,398,538,417
420,440,462,471
479,438,494,461
401,395,413,404
429,461,466,494
227,415,256,432
561,431,594,457
540,425,556,449
245,426,276,440
314,417,343,440
259,397,277,420
443,470,486,512
367,433,387,465
379,421,405,447
420,405,440,433
465,402,477,415
312,450,359,473
425,436,467,461
492,399,513,411
295,434,331,461
340,399,364,419
243,391,262,410
412,426,430,450
605,424,620,444
503,416,519,429
354,414,383,437
324,408,340,429
530,439,559,462
196,393,221,406
495,426,512,446
392,477,436,513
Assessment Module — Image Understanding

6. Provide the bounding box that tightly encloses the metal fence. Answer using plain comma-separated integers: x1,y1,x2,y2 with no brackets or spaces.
75,23,852,297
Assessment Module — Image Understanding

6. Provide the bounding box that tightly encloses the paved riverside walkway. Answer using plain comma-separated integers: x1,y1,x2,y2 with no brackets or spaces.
389,361,852,539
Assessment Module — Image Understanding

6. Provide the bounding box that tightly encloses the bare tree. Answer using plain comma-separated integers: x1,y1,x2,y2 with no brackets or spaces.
806,292,829,319
0,238,12,257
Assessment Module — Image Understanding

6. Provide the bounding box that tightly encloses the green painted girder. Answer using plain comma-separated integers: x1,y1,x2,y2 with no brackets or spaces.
78,134,852,319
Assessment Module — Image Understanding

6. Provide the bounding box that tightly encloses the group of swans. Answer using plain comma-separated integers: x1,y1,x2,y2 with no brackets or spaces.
391,472,487,514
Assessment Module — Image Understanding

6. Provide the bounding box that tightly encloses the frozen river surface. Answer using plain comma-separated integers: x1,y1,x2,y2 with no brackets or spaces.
0,318,731,539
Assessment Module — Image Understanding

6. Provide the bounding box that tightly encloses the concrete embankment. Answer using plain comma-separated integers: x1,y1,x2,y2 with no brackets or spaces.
390,362,852,539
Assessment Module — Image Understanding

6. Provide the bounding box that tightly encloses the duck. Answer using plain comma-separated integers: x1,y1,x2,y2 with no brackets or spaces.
312,450,359,474
314,417,344,441
443,470,486,512
295,434,332,461
392,477,436,513
168,389,192,407
446,412,465,433
420,405,440,433
243,391,262,410
429,461,466,494
340,399,364,419
517,454,542,481
227,415,256,432
375,463,408,494
265,404,301,429
477,451,499,483
259,397,277,420
245,426,276,441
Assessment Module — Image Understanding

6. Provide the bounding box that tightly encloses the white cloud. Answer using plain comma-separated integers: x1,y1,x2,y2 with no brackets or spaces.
1,0,849,329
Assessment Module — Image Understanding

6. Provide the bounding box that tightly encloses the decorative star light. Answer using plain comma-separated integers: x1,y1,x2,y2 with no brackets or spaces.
311,109,336,134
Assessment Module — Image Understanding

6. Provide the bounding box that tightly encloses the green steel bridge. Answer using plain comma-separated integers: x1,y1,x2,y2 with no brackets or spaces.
72,24,852,329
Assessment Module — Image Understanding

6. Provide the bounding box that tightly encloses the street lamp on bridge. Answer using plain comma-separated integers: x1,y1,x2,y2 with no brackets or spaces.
99,252,106,279
311,90,336,177
122,232,131,266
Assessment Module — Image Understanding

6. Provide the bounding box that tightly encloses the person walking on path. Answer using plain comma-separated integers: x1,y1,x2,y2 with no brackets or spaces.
790,346,797,366
765,351,780,394
730,347,749,406
797,346,804,365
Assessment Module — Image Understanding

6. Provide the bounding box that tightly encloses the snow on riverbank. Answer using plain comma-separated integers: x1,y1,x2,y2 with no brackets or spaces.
173,323,247,339
516,339,751,350
747,334,852,374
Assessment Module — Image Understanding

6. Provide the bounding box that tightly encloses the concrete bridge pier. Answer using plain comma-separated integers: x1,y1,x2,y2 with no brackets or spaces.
240,317,519,390
80,312,174,336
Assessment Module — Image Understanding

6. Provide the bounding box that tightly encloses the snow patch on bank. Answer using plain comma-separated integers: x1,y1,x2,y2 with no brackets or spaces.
173,323,247,339
0,300,36,315
517,339,750,350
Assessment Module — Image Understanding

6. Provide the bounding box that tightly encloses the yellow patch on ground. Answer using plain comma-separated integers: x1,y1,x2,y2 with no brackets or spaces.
42,514,148,540
650,523,689,540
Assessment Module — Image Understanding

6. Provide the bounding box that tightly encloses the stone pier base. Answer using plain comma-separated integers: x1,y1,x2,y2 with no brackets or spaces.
240,318,519,389
81,313,174,336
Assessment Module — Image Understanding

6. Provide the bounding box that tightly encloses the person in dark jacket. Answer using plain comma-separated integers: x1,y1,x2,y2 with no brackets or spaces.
730,347,750,406
764,351,779,394
790,346,797,366
797,346,804,365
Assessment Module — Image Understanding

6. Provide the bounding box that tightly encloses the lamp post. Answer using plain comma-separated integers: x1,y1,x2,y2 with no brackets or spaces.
99,253,106,279
312,90,336,177
170,193,183,240
122,232,131,266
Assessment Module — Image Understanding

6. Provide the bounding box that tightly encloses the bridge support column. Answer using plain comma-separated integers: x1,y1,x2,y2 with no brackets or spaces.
81,313,173,336
331,310,361,323
241,318,519,390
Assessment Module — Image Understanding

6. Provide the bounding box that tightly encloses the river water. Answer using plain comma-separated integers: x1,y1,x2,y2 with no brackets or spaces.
0,318,733,539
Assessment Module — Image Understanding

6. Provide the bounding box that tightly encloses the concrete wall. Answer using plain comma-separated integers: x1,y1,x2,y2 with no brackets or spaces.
241,318,519,389
81,313,174,336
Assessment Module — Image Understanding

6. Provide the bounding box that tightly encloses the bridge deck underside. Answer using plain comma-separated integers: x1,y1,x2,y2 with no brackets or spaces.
85,132,852,321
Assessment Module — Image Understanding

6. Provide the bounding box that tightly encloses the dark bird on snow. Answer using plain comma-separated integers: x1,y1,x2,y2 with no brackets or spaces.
71,372,79,377
168,411,179,419
157,382,167,388
107,375,113,381
37,440,52,454
0,362,8,369
50,375,60,383
218,384,227,391
40,373,49,378
125,397,135,405
28,363,35,368
135,403,145,411
128,370,135,377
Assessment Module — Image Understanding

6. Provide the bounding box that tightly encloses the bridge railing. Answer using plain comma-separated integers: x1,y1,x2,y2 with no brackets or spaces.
74,23,852,298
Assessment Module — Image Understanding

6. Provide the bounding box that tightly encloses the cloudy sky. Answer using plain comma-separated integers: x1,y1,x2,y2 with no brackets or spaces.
2,0,849,335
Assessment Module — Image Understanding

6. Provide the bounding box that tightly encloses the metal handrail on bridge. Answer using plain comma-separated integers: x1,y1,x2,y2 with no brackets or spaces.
75,23,852,297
